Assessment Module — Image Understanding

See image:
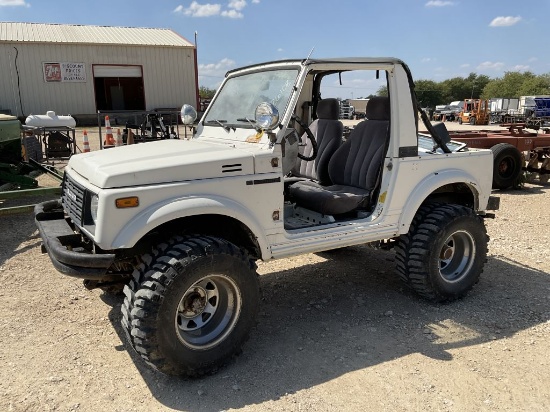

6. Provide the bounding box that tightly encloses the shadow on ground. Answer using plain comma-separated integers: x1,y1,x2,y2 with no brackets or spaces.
0,210,42,266
103,245,550,412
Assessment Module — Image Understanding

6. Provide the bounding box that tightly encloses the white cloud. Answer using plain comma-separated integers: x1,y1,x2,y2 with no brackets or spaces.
174,2,221,17
528,57,538,63
489,16,522,27
477,61,505,71
421,57,434,63
252,0,260,3
460,63,470,68
174,1,249,18
198,58,230,86
198,58,236,78
228,0,246,10
425,1,455,7
0,0,30,6
221,9,243,18
277,48,284,52
511,65,530,72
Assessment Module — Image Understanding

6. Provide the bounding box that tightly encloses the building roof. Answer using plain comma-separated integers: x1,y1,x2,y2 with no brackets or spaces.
0,22,194,47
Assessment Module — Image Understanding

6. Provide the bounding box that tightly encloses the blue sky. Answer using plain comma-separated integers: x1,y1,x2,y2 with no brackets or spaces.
2,0,549,92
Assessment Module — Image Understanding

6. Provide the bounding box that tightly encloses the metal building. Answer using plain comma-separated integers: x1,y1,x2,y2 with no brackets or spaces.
0,22,198,122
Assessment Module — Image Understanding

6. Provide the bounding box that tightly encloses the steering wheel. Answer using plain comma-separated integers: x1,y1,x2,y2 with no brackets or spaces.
292,115,318,161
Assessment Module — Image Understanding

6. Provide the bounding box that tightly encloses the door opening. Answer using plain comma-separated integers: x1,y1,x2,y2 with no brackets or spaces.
93,65,145,111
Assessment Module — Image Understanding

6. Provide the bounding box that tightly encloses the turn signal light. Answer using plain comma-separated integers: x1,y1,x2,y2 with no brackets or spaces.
115,197,139,208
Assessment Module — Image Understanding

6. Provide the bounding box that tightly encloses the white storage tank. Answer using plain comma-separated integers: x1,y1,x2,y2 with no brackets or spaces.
25,111,76,128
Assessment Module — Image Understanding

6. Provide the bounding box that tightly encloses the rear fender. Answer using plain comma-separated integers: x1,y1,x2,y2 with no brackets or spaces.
112,196,269,256
397,170,480,234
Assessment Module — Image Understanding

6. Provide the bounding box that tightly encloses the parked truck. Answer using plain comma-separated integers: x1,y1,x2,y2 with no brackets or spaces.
34,57,499,377
489,98,520,124
348,98,369,119
339,99,355,119
525,97,550,128
432,102,461,122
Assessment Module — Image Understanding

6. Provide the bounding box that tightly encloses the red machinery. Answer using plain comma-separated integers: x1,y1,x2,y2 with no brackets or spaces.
448,124,550,188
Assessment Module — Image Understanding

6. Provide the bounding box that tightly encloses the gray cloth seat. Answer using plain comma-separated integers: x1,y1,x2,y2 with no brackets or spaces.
288,98,343,185
288,96,390,215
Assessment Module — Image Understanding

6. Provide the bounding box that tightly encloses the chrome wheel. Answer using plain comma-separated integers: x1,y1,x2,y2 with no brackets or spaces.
175,274,242,350
439,230,476,283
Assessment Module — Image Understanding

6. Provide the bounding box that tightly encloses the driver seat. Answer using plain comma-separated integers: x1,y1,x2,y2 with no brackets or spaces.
289,98,343,185
288,96,390,215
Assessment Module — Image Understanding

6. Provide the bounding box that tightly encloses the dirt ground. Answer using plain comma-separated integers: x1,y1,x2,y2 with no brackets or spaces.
1,122,549,411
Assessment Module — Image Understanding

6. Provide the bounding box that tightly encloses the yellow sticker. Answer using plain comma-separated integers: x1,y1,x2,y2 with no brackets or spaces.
246,131,264,143
379,191,387,203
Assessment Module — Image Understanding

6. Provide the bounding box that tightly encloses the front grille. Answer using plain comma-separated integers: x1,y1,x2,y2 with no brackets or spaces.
62,174,86,225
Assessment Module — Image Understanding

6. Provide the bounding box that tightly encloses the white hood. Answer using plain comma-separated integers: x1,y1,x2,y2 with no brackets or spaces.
68,140,255,188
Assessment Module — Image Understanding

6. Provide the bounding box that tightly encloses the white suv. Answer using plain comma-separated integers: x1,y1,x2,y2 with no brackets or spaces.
35,57,499,377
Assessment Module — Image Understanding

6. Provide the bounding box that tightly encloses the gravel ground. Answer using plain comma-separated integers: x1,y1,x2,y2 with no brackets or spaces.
0,122,549,411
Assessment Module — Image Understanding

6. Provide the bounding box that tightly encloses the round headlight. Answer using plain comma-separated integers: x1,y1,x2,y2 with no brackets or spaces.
90,194,99,223
180,104,197,125
254,102,279,131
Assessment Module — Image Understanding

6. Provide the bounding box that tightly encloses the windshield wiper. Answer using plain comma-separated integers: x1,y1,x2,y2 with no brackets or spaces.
236,117,258,129
205,119,232,132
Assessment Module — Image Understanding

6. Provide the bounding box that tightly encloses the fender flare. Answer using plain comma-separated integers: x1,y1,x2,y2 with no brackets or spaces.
397,169,481,234
112,195,269,256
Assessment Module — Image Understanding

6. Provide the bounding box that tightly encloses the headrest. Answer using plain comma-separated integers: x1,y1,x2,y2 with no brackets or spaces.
366,96,390,121
316,98,340,120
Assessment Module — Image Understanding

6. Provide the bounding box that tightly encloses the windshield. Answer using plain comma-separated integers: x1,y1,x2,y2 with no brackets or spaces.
204,68,299,128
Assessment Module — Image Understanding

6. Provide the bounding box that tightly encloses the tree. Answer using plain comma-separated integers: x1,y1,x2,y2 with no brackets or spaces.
199,86,216,99
366,71,550,104
376,85,388,97
480,71,549,99
440,77,469,102
437,73,490,102
518,74,550,96
466,73,490,100
414,79,442,108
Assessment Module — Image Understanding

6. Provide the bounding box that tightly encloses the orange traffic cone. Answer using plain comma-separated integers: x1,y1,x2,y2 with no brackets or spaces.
115,128,123,146
83,130,90,153
104,116,115,146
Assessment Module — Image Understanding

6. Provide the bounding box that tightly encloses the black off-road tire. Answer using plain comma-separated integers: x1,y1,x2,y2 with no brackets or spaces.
395,203,488,302
469,116,476,125
490,143,522,190
121,236,259,377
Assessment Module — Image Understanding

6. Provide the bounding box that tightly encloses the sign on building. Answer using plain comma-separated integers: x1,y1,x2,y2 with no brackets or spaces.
43,62,86,83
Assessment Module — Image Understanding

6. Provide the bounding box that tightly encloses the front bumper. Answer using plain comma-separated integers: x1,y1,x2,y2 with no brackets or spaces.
34,200,116,279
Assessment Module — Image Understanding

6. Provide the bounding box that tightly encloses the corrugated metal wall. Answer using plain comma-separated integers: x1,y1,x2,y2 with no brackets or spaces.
0,42,196,117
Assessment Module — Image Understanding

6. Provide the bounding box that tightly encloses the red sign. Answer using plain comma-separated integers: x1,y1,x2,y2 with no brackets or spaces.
44,63,62,82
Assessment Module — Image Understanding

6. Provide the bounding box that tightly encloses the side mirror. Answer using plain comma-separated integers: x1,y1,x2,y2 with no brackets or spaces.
255,102,279,131
180,104,197,125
